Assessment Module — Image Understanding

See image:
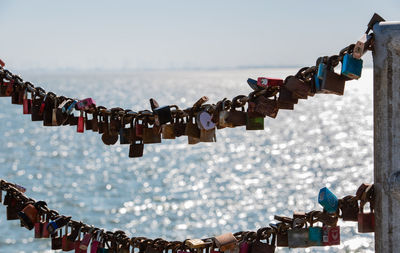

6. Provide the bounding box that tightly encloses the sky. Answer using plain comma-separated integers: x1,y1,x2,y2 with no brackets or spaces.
0,0,399,71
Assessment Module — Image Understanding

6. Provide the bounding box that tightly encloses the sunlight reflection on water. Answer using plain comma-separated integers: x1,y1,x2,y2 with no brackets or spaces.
0,68,373,252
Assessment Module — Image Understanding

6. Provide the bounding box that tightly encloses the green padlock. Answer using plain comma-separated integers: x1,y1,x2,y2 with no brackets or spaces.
246,102,264,130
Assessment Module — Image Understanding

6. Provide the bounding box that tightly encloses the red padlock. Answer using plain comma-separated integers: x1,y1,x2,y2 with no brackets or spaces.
257,77,284,88
80,229,93,250
41,214,50,238
135,118,143,138
322,225,340,246
358,185,375,233
34,220,42,238
22,89,32,114
358,202,375,233
77,111,85,133
62,224,76,251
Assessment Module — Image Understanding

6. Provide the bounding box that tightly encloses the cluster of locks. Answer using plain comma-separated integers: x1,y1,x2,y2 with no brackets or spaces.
1,178,375,252
0,15,384,158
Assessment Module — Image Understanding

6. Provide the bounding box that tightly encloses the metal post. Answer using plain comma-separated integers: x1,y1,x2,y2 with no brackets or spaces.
373,21,400,253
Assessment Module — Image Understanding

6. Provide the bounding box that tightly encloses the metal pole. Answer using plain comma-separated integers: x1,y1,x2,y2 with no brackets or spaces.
373,21,400,253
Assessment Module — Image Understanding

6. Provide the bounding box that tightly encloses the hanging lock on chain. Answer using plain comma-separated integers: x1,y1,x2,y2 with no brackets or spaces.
197,110,216,142
318,187,339,214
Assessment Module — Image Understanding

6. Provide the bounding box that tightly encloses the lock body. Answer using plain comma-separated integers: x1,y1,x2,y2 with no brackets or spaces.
288,228,310,248
318,187,338,213
285,76,309,99
257,77,284,88
358,212,375,233
341,54,363,79
322,225,340,246
308,227,323,246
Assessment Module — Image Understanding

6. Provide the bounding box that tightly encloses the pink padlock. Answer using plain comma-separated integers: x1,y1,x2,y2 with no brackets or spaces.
90,230,102,253
76,98,96,111
79,230,93,250
239,241,249,253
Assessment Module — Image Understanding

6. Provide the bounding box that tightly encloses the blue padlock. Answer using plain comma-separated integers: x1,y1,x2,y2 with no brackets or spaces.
46,216,70,235
318,187,338,213
62,100,77,114
309,227,323,246
341,54,363,80
315,63,326,92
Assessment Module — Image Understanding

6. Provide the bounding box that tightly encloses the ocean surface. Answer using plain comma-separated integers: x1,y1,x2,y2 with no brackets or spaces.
0,68,374,252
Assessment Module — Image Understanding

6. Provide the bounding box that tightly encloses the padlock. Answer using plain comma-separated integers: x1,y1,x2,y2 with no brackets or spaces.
174,115,187,137
142,125,162,144
69,113,79,126
73,226,82,253
109,110,121,136
185,116,201,138
288,217,309,248
0,78,9,97
308,212,323,246
246,102,264,130
358,200,375,233
129,139,144,158
214,233,238,252
219,100,234,128
22,89,32,114
91,112,99,132
90,230,102,253
76,98,96,111
277,87,297,110
119,126,130,145
197,110,216,131
17,201,44,230
52,229,63,250
251,228,276,253
11,83,23,104
341,54,363,79
319,60,346,95
85,112,93,130
226,96,247,127
353,33,373,59
42,93,55,126
239,241,249,253
257,77,284,88
34,217,43,238
200,128,216,142
318,187,338,213
322,225,340,246
101,115,119,145
254,95,279,118
62,223,76,251
80,229,94,250
41,214,50,238
55,99,71,125
284,76,309,99
162,123,176,139
340,195,359,221
270,222,289,247
5,194,21,220
186,239,211,253
153,105,176,125
135,118,144,138
77,111,85,133
47,216,71,235
31,91,44,121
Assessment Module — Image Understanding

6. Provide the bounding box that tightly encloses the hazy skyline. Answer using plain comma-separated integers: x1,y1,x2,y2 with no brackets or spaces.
1,1,399,71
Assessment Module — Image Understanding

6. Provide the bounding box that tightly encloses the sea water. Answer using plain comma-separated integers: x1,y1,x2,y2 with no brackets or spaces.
0,68,374,252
